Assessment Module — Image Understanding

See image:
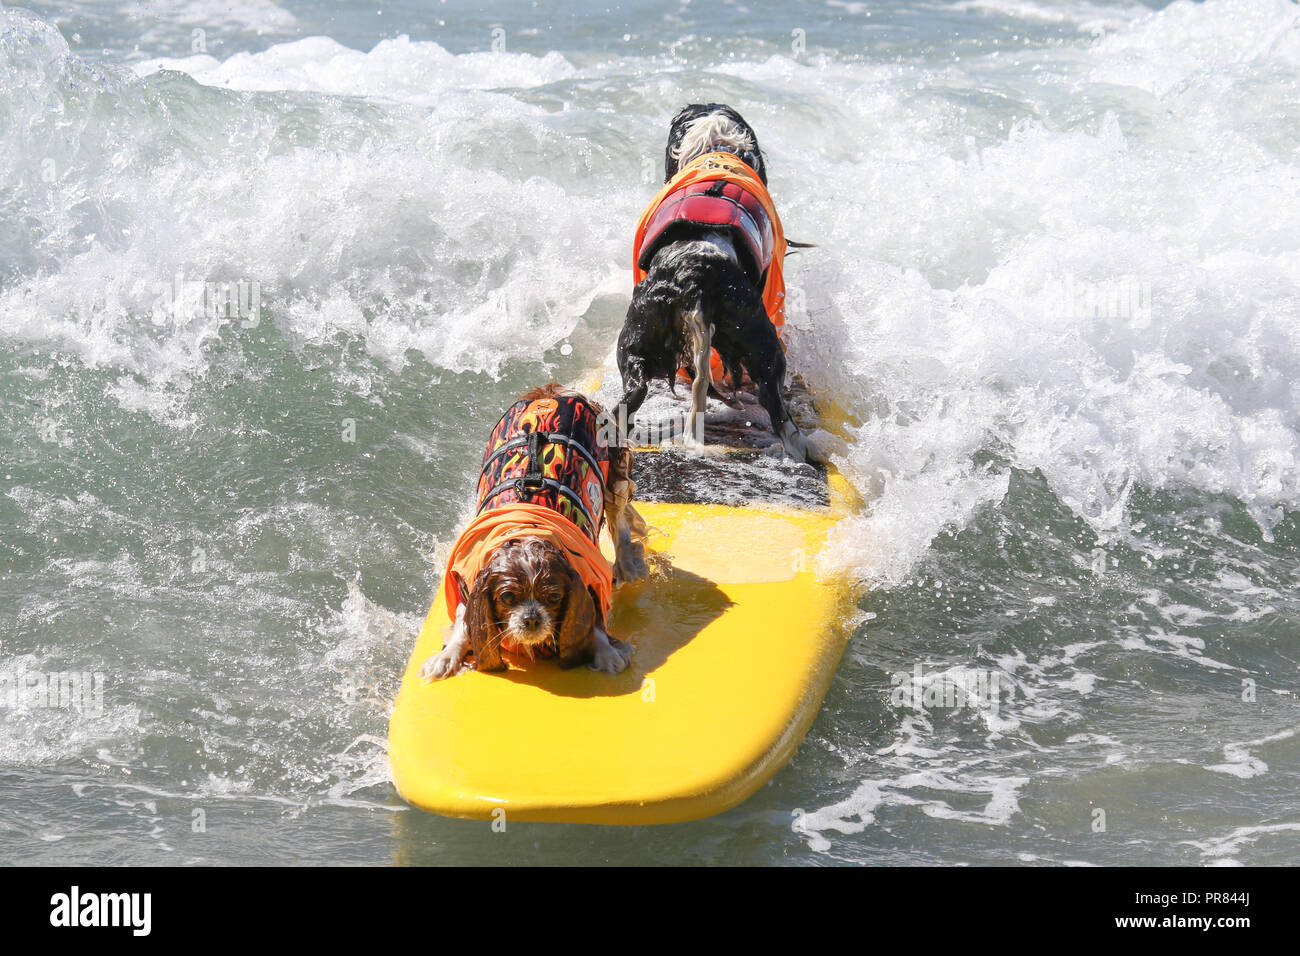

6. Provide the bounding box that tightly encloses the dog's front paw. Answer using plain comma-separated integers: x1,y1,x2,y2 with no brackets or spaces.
614,541,649,586
589,634,634,674
420,646,468,682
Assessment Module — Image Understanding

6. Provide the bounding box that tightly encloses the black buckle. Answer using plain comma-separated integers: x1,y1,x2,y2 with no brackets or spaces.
515,431,546,491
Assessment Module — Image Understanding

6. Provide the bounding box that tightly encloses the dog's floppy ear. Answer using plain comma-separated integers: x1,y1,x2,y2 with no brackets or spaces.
554,566,598,669
465,565,505,671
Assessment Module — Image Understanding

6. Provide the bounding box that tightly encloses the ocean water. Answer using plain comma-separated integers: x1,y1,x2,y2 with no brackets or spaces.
2,0,1299,866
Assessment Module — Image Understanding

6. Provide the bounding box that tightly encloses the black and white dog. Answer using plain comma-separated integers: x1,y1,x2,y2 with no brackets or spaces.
617,103,812,462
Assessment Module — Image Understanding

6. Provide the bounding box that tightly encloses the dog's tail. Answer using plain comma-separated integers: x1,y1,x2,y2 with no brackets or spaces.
621,305,712,447
683,305,712,445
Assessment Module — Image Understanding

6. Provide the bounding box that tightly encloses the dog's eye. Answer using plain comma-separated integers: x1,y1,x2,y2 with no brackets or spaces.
499,590,519,606
542,590,563,605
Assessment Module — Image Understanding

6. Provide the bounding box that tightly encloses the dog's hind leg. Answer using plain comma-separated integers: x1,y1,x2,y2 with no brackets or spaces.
683,305,713,447
728,299,815,464
616,296,656,445
605,447,648,585
759,377,806,463
611,508,649,585
756,359,813,463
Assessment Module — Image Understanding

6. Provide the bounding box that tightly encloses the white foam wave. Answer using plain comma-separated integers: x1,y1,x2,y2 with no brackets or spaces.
951,0,1146,33
796,770,1031,852
1183,821,1300,862
2,12,629,403
1204,725,1299,778
789,1,1300,582
133,34,576,99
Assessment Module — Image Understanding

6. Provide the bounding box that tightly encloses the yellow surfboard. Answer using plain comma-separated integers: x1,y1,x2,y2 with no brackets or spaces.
388,380,862,825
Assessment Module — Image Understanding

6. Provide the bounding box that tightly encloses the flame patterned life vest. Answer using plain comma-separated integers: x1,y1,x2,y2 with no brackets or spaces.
475,394,610,544
636,172,775,286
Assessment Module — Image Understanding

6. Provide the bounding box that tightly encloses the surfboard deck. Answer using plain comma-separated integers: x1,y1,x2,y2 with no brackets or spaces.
388,373,861,825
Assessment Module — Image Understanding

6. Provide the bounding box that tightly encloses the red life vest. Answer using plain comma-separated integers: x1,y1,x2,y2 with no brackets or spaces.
635,177,775,287
475,393,610,546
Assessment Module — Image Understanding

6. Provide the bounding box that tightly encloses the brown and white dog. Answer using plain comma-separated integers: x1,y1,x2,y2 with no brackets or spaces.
420,384,647,680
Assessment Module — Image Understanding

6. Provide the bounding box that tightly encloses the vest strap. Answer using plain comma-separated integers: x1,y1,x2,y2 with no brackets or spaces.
480,431,605,482
477,476,598,532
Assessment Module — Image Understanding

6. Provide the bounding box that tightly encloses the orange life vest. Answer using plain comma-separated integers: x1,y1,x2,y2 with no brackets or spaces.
475,393,610,543
632,151,788,385
637,178,775,288
443,395,614,640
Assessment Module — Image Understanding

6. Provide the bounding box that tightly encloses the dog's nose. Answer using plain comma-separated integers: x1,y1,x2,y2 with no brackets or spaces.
522,612,542,630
